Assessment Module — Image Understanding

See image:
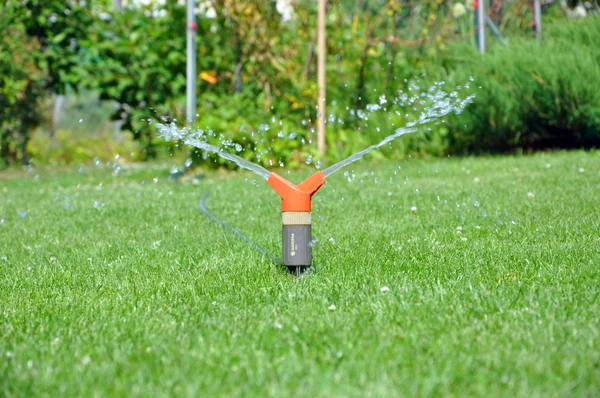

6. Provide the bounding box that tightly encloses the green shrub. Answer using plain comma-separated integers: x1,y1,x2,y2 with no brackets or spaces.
181,91,315,170
439,16,600,153
28,129,143,165
82,4,187,158
0,17,45,167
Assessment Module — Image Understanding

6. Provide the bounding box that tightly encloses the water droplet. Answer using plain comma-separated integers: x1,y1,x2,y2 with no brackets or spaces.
305,156,312,165
93,201,101,209
79,119,83,123
315,160,322,169
410,206,417,212
19,211,28,218
473,201,480,207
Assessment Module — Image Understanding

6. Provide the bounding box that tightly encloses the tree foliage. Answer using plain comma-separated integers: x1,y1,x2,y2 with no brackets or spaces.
13,0,93,94
0,14,45,166
82,1,187,157
0,0,93,166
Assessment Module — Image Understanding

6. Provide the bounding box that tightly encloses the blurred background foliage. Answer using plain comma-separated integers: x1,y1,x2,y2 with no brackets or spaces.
0,0,598,169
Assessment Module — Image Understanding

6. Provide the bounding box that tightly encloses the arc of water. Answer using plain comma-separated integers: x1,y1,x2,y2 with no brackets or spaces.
157,85,474,181
322,94,474,178
157,123,271,180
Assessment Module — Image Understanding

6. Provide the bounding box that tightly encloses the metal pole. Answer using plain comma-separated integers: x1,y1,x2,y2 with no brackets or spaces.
186,0,197,124
534,0,542,40
486,15,507,47
317,0,326,156
477,0,486,53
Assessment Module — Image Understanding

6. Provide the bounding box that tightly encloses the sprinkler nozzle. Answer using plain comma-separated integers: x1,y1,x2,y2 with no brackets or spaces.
268,172,326,274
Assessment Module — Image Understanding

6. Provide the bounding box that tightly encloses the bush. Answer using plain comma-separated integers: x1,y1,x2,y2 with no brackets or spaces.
82,4,187,158
28,129,143,166
173,91,315,170
439,16,600,153
0,0,93,167
0,17,45,167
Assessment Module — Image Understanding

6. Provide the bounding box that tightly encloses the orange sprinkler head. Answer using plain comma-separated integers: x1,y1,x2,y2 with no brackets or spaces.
267,172,326,212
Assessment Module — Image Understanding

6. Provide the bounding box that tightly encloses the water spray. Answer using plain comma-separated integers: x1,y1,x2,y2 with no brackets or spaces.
158,82,474,275
267,172,326,274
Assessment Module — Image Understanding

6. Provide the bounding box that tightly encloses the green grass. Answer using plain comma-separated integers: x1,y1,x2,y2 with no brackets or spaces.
1,150,599,397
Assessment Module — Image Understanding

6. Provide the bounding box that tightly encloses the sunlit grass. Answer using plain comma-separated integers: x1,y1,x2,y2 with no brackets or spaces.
1,150,599,396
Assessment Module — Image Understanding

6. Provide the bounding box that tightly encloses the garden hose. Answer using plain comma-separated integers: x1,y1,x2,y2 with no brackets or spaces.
199,194,281,264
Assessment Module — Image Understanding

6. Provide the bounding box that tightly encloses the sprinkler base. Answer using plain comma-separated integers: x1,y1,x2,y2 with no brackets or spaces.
268,172,326,277
287,265,311,275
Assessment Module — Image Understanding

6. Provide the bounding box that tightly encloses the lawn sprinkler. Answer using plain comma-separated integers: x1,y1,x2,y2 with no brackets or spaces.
267,171,326,275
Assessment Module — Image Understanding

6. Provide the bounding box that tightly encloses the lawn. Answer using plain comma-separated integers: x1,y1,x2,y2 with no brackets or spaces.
1,150,599,397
